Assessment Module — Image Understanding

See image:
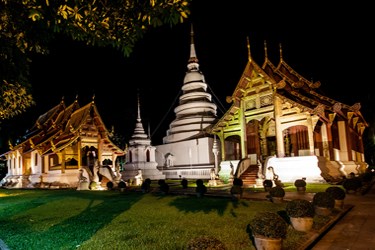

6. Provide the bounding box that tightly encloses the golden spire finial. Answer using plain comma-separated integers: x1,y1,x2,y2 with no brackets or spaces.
279,43,283,62
247,36,252,62
190,23,194,45
264,40,268,61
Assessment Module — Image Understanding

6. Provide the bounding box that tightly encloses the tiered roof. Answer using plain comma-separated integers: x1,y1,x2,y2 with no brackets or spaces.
10,97,124,156
212,39,368,135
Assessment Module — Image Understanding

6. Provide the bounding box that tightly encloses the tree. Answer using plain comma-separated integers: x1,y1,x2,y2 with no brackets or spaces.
0,0,191,120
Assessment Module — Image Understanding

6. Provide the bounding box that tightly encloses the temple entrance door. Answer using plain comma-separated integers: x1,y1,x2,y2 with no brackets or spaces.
246,120,261,159
224,135,241,160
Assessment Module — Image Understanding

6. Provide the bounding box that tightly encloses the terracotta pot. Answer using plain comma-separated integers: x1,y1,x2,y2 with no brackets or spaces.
271,197,284,203
290,217,314,232
297,186,306,193
253,235,282,250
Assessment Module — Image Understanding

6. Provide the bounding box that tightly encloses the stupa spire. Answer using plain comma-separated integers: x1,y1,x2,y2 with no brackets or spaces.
187,24,199,70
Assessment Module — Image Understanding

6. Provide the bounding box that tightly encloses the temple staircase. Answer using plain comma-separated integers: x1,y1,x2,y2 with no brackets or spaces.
239,165,258,186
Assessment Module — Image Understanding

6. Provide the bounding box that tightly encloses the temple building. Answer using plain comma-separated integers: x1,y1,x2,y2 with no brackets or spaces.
0,97,125,189
210,39,369,185
0,27,370,188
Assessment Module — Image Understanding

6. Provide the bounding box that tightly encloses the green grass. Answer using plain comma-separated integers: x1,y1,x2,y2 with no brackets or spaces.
0,185,336,250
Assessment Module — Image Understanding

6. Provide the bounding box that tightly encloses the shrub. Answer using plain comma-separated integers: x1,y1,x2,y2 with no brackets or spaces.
325,186,346,200
263,179,273,188
195,179,207,196
360,172,373,183
186,236,227,250
157,179,169,194
342,177,362,192
232,177,243,186
286,199,315,218
118,181,126,189
294,179,307,187
141,178,152,193
106,181,114,190
181,178,188,189
248,212,288,239
312,192,335,209
269,186,285,198
230,185,243,195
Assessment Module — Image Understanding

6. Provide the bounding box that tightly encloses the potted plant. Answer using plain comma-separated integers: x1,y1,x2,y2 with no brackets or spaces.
106,181,114,190
268,186,285,203
286,199,315,232
263,179,273,192
312,191,335,216
118,180,126,192
325,186,346,210
248,211,287,249
141,178,152,193
230,177,243,200
181,178,188,189
342,177,362,194
158,179,169,195
195,179,207,197
294,178,307,193
325,186,346,200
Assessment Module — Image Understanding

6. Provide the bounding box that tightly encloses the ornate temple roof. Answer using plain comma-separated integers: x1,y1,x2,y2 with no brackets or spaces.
211,39,368,136
9,97,124,156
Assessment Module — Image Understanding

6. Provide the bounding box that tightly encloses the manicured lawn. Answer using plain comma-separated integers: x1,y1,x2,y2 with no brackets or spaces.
0,184,336,250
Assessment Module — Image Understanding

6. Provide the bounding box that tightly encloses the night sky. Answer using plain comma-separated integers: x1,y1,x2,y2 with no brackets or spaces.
1,1,373,150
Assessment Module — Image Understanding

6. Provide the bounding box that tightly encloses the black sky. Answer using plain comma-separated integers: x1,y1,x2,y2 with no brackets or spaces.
2,1,373,149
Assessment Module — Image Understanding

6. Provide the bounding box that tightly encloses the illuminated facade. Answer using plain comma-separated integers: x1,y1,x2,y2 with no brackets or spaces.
122,96,165,181
153,26,219,179
0,97,125,189
211,40,369,184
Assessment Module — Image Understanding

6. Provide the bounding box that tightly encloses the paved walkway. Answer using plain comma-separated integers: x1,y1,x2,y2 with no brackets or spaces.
240,184,375,250
309,184,375,250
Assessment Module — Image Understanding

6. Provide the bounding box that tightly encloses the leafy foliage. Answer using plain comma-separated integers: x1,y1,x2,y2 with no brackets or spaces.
195,179,207,195
0,81,35,119
294,179,307,187
0,0,191,120
232,177,243,186
248,211,288,239
325,186,346,200
286,199,315,218
269,186,285,198
312,192,335,208
263,179,273,188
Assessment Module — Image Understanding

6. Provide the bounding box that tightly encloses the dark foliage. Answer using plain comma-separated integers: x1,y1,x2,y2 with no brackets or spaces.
248,211,288,239
312,192,335,208
325,186,346,200
286,199,315,218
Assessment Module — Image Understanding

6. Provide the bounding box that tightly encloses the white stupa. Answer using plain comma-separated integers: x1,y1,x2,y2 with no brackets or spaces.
122,95,165,182
155,25,220,180
162,25,218,143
